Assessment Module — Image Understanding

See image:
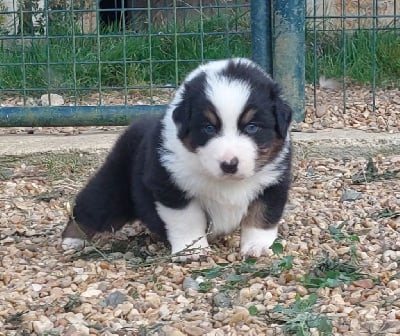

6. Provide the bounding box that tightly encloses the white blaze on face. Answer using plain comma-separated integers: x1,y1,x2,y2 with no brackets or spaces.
197,74,258,179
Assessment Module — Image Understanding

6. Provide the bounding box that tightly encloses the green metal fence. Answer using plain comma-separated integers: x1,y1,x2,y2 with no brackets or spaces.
0,0,256,125
0,0,399,128
305,0,400,131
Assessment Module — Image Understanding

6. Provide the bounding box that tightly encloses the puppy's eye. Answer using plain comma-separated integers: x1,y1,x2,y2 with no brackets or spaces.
203,124,217,136
244,123,259,135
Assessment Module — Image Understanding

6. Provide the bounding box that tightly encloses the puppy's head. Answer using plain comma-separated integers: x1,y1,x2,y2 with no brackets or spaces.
170,58,292,179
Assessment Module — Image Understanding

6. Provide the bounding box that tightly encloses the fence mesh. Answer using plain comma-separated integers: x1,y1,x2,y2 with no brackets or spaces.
0,0,251,107
305,0,399,131
0,0,399,130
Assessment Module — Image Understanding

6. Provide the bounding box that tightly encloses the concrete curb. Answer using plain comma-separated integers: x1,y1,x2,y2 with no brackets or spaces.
0,129,399,158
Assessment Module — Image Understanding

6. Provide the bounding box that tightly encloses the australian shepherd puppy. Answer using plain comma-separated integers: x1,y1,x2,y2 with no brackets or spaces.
61,58,292,260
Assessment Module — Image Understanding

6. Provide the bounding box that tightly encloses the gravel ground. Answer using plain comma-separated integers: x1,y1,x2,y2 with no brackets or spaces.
1,84,399,335
1,150,399,335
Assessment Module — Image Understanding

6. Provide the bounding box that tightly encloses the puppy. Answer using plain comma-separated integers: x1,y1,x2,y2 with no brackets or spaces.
61,58,292,259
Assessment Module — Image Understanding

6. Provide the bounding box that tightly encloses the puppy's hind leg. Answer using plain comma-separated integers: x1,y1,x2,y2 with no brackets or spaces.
61,142,136,251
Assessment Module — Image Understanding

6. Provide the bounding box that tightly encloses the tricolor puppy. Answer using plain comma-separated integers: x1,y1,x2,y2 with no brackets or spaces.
62,58,292,259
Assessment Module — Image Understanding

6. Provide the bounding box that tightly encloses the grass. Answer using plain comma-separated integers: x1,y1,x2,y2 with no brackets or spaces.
0,14,251,92
0,13,399,95
306,28,400,87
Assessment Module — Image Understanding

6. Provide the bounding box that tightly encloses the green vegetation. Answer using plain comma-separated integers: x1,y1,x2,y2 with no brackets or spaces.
272,293,333,336
306,29,400,87
0,11,399,94
0,15,251,92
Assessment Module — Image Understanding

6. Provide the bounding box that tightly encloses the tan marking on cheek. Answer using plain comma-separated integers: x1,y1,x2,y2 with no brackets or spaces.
181,136,196,153
255,137,284,170
241,200,268,229
205,109,219,126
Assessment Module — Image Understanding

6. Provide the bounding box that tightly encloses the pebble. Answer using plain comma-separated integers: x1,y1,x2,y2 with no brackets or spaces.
183,277,200,291
1,143,400,335
81,288,102,298
31,283,42,292
64,324,90,336
213,293,232,308
32,316,54,334
159,304,170,318
114,302,133,316
387,279,399,290
162,327,186,336
146,292,161,308
103,290,128,307
296,285,308,296
341,189,362,202
183,325,206,336
230,306,250,324
40,93,65,106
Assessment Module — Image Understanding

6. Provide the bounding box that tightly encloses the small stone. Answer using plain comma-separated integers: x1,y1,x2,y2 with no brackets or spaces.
387,279,399,290
41,93,64,106
315,104,328,118
230,306,250,324
31,284,42,292
183,325,206,336
239,288,251,301
145,292,161,308
79,303,93,315
176,294,189,305
103,291,128,307
249,283,263,296
352,279,374,289
330,293,346,306
81,288,102,298
162,326,186,336
340,189,362,202
159,304,170,318
296,285,308,296
183,277,199,291
32,316,54,334
64,324,90,336
213,293,231,308
115,302,133,316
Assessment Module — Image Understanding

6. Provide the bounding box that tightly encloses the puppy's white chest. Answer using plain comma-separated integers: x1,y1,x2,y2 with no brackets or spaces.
201,198,248,236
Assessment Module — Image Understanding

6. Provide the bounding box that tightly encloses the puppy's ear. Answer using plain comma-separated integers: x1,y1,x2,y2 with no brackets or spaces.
269,83,292,139
274,99,293,139
172,101,191,139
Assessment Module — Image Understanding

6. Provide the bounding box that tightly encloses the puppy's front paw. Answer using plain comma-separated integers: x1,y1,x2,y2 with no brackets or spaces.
61,237,86,251
240,226,278,258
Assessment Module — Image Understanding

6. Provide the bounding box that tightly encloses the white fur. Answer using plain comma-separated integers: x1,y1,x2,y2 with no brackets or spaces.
194,75,256,179
240,226,278,257
168,58,262,113
161,115,290,237
61,237,86,251
197,134,257,179
155,200,209,255
159,58,290,244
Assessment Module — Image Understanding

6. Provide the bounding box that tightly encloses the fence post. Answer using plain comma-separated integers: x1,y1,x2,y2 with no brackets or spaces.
272,0,305,122
251,0,272,75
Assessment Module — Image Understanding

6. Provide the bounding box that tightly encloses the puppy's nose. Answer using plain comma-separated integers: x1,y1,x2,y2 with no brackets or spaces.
220,157,239,174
